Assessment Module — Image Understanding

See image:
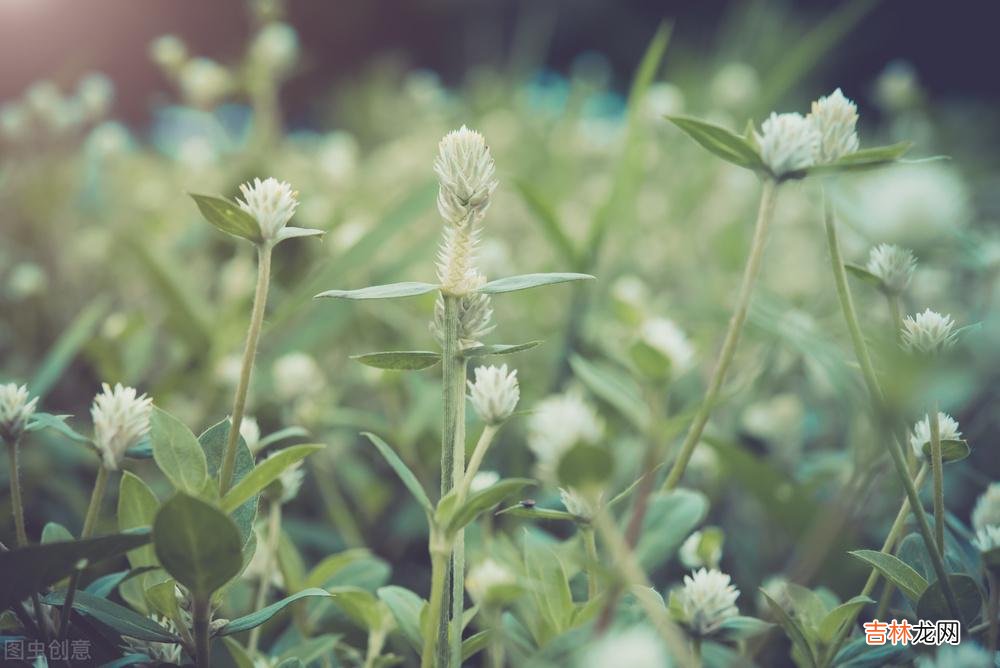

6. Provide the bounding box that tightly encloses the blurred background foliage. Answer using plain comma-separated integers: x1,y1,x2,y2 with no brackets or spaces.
1,0,998,663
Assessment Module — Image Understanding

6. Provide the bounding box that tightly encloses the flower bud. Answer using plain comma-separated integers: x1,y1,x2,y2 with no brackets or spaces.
434,125,497,225
808,88,859,163
755,112,820,177
468,364,519,425
866,243,916,294
91,383,152,470
0,383,39,444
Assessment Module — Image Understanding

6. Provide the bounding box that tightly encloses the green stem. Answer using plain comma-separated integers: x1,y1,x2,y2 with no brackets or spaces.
887,293,904,341
248,501,282,654
193,596,212,668
663,178,778,490
422,546,449,668
60,465,109,639
582,526,599,600
363,628,386,668
987,571,999,655
821,191,959,618
6,439,29,547
457,424,499,502
220,244,272,495
692,637,703,668
928,404,945,553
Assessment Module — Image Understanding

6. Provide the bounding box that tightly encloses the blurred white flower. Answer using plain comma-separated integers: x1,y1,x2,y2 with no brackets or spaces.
250,22,299,74
215,354,244,388
0,103,29,140
465,558,516,604
679,530,722,570
866,243,916,294
559,487,597,521
91,383,153,470
675,568,739,635
87,122,132,157
808,88,859,163
468,364,519,425
972,483,1000,532
0,383,39,443
900,308,957,354
757,574,792,613
272,352,325,401
710,62,760,111
6,262,48,300
874,60,921,112
755,112,820,177
611,275,649,311
150,35,188,72
237,177,299,242
240,416,261,453
318,131,359,184
638,317,695,374
909,412,962,459
643,82,685,121
264,450,304,504
527,392,604,474
434,125,498,225
121,616,182,664
179,58,232,108
244,523,285,588
741,393,805,458
469,470,500,493
76,73,114,119
580,625,668,668
974,525,1000,553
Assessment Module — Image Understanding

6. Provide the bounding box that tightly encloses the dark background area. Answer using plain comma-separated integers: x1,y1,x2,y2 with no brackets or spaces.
0,0,996,128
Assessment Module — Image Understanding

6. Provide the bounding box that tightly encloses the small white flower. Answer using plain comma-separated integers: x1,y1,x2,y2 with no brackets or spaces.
638,317,695,374
680,531,722,570
580,625,668,668
972,483,1000,532
755,112,820,177
909,412,962,459
272,351,324,401
121,615,183,664
240,416,261,453
808,88,860,163
974,526,1000,553
0,383,39,443
559,487,598,521
866,243,916,294
434,125,498,225
900,308,958,354
675,568,740,635
250,22,299,74
237,177,299,242
263,451,304,504
527,392,604,475
76,73,114,119
468,364,519,425
179,57,232,108
465,558,516,604
149,35,187,71
469,470,500,493
91,383,153,470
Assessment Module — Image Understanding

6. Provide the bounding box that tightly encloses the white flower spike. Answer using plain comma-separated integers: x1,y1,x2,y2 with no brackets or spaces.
468,364,519,425
972,483,1000,532
0,383,39,443
900,308,957,354
434,125,497,225
91,383,153,470
675,568,740,635
909,412,962,459
755,112,820,177
237,177,299,242
808,88,860,163
866,243,916,294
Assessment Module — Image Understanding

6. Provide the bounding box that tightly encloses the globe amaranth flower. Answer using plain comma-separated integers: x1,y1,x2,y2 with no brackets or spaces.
468,364,519,425
900,308,958,354
637,317,695,375
91,383,153,470
755,112,820,177
237,177,299,242
680,530,722,570
808,88,860,163
527,391,604,477
909,412,962,459
0,383,39,443
866,243,916,294
581,625,669,668
675,568,740,635
972,483,1000,532
465,558,517,605
430,289,495,349
262,451,305,504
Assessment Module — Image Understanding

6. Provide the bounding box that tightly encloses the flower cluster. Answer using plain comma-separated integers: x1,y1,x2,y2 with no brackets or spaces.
527,391,604,478
467,364,519,425
900,308,958,354
866,243,916,294
909,412,962,459
972,483,1000,532
674,568,740,635
91,383,153,470
0,383,38,443
237,177,299,242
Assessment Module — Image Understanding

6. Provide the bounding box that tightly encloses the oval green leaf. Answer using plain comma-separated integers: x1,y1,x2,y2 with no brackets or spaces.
848,550,929,603
919,439,971,464
199,419,257,545
445,478,534,534
216,588,334,635
118,471,160,569
190,193,262,243
916,574,981,624
151,407,208,496
42,589,179,642
362,432,433,514
315,282,438,300
221,443,324,514
351,351,441,371
478,273,594,295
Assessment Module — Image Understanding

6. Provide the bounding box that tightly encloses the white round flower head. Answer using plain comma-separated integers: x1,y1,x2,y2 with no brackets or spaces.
580,625,668,668
755,112,820,177
680,530,722,570
866,243,916,294
559,487,598,521
436,222,484,296
909,412,962,459
0,383,39,443
91,383,152,470
272,351,324,400
465,558,516,604
121,615,182,664
179,57,232,108
468,364,519,425
808,88,860,163
639,317,695,374
974,525,1000,553
434,125,498,225
469,470,500,493
250,22,299,74
527,392,604,474
972,483,1000,532
150,35,188,71
900,308,957,355
676,568,740,635
237,177,299,242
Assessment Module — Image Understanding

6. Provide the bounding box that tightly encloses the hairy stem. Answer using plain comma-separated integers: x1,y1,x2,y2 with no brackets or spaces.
663,178,778,490
6,440,28,547
422,547,449,668
928,404,945,553
220,244,272,495
248,501,282,654
887,293,904,341
458,424,499,503
988,571,999,655
582,526,600,600
61,465,109,639
193,596,212,668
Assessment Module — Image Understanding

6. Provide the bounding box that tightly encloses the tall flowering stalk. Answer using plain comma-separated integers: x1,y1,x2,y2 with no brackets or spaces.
1,383,39,548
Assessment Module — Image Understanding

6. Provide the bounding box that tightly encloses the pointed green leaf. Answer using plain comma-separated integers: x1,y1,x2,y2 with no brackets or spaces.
569,354,650,430
445,478,534,534
275,226,324,243
378,585,425,653
667,115,766,171
256,426,310,450
221,443,323,514
461,629,492,662
715,615,774,641
150,407,208,495
328,586,392,632
118,471,160,568
805,142,914,175
351,351,441,371
512,179,578,265
495,504,576,522
190,193,262,242
199,419,257,545
26,413,89,443
85,566,157,598
303,549,373,590
636,490,708,572
478,273,594,295
152,493,242,599
916,574,981,624
818,595,874,644
918,439,971,464
848,550,928,602
217,588,334,635
315,282,438,300
42,589,179,642
844,263,882,288
41,522,73,544
760,589,817,668
362,432,433,514
463,341,543,358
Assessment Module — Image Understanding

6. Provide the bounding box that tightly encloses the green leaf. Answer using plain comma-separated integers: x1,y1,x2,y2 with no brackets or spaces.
804,142,914,175
222,637,256,668
152,493,242,599
444,478,534,534
715,615,774,641
666,115,765,171
42,589,179,642
556,443,613,490
848,550,929,602
150,407,208,496
85,567,156,598
760,589,817,668
635,490,708,572
199,419,257,545
275,635,342,666
378,586,425,653
463,341,543,358
844,263,882,287
916,574,981,624
216,588,334,635
256,426,310,450
303,549,373,590
569,354,650,430
328,586,392,632
26,413,90,443
523,532,574,636
221,443,323,514
41,522,73,544
190,193,262,242
818,595,874,644
275,226,324,243
362,432,433,514
918,439,971,464
0,531,151,611
478,273,594,295
462,630,491,662
118,471,160,569
315,282,438,300
351,351,441,371
495,504,576,522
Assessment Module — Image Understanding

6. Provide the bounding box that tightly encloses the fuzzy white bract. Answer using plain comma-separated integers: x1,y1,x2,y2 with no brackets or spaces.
972,483,1000,532
909,412,962,459
465,558,516,604
0,383,38,443
808,88,859,163
237,177,299,242
430,290,496,348
91,383,153,470
434,125,497,225
900,308,957,354
974,525,1000,553
468,364,519,425
639,317,695,374
866,243,916,294
675,568,740,635
527,392,604,476
580,625,668,668
755,112,820,177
